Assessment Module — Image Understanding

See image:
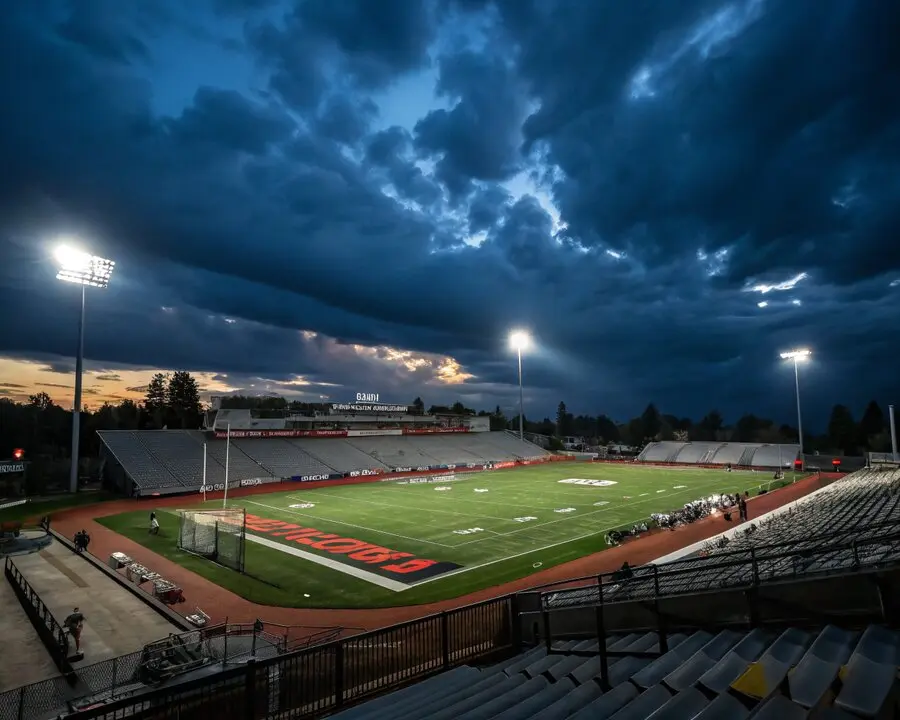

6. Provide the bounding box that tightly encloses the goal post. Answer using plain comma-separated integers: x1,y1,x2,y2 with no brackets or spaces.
177,508,246,574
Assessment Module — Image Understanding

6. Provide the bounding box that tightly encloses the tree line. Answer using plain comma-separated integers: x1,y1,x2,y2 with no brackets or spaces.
0,369,892,493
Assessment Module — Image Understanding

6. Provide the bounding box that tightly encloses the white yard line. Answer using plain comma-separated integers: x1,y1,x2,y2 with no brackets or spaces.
289,491,516,523
245,500,456,549
450,483,737,547
245,534,410,592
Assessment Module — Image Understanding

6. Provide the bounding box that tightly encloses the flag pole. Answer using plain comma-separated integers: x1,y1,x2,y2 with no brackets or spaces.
202,442,208,502
223,423,231,509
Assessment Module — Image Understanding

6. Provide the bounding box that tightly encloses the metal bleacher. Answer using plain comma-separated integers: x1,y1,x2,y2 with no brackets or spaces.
331,624,900,719
638,441,799,468
542,467,900,609
99,430,550,493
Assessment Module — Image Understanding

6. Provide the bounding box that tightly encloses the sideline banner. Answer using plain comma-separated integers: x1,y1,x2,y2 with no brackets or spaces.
213,429,347,439
347,429,403,437
402,427,470,435
291,472,345,483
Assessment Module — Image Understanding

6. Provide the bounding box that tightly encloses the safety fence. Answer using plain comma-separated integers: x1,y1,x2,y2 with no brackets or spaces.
1,595,514,720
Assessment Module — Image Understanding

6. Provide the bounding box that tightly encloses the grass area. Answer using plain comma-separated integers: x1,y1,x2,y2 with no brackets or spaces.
98,464,799,609
0,491,115,524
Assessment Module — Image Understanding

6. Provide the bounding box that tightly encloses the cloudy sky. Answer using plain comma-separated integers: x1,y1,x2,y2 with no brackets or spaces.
0,0,898,429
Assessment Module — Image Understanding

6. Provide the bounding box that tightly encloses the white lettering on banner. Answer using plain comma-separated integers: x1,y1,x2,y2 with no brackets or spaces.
558,479,618,487
453,527,484,535
199,484,226,493
513,516,538,523
331,403,409,413
416,466,429,472
300,474,330,482
447,464,456,470
554,508,577,513
0,462,26,474
356,392,380,403
466,463,477,469
289,503,315,509
240,478,263,487
394,467,412,472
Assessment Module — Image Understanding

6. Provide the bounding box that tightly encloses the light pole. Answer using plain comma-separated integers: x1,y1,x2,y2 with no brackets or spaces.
509,331,531,441
55,245,116,493
779,348,811,456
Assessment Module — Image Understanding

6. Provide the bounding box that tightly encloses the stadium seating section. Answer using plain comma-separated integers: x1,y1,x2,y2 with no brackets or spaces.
544,466,900,609
97,430,549,494
332,624,900,719
637,441,801,468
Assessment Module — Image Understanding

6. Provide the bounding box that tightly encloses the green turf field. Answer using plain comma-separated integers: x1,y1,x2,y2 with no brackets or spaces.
98,463,796,609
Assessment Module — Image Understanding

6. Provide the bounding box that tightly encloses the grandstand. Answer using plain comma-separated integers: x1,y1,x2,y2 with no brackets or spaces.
638,441,801,468
98,429,548,496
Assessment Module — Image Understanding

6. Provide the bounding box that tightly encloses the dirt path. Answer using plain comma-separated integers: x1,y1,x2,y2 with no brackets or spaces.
50,473,831,632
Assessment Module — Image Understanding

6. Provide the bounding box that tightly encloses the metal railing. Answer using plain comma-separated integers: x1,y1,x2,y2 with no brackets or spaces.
3,595,513,720
537,524,900,611
4,556,71,671
0,621,349,720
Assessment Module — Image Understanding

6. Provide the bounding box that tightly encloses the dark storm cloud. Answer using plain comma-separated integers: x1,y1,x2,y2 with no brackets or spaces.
0,0,898,427
415,51,528,196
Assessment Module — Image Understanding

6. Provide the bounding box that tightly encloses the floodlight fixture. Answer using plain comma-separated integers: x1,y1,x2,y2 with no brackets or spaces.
779,348,811,456
779,348,811,361
509,330,532,352
508,330,533,441
55,245,115,289
53,242,117,493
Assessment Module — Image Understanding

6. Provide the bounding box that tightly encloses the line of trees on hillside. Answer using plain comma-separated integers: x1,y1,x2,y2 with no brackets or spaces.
0,369,893,493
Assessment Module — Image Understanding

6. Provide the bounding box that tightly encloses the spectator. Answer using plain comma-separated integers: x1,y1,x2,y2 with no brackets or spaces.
150,513,160,535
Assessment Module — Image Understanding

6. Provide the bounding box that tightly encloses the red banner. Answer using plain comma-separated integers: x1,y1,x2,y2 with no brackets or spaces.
213,429,347,439
401,427,470,435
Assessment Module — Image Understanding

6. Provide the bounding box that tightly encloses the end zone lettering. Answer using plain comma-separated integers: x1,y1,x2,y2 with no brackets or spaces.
245,514,461,583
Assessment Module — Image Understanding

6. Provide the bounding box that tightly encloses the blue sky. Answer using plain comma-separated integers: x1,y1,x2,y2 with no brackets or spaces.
0,0,898,430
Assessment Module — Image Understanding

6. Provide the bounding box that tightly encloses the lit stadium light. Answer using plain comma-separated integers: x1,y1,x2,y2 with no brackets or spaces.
779,348,811,361
54,242,117,493
55,245,115,289
779,348,812,456
508,330,532,441
509,330,532,351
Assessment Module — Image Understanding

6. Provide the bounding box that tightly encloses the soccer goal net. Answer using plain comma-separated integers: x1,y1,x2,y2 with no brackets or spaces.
177,508,246,573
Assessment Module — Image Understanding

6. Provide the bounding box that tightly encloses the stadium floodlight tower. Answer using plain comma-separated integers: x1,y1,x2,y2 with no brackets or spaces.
55,244,116,493
509,330,532,442
779,348,811,456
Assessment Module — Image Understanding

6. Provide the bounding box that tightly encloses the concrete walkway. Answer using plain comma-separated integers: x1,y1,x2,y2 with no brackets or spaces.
0,578,59,692
12,540,180,666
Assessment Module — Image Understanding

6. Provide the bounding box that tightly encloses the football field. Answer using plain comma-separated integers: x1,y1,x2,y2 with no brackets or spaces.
99,463,791,609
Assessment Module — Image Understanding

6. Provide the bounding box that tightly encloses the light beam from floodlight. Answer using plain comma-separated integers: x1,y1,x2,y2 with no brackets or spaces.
509,330,531,441
55,243,116,493
780,348,811,456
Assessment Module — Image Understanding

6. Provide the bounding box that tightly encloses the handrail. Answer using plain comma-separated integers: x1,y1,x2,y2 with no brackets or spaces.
529,512,900,596
538,524,900,609
4,557,72,673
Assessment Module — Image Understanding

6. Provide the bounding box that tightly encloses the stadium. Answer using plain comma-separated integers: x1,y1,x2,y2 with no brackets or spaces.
3,390,900,720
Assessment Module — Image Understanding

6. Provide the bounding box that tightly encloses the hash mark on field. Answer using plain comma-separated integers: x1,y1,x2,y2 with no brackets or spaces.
245,500,455,548
292,491,515,522
451,484,730,547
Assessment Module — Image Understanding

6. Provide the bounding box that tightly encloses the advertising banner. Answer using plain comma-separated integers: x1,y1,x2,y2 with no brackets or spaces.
213,429,347,439
347,469,382,478
347,429,403,437
291,472,345,483
402,427,470,435
0,461,26,474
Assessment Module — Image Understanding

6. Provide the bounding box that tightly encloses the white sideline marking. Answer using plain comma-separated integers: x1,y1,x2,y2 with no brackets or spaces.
244,533,410,592
246,500,456,548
